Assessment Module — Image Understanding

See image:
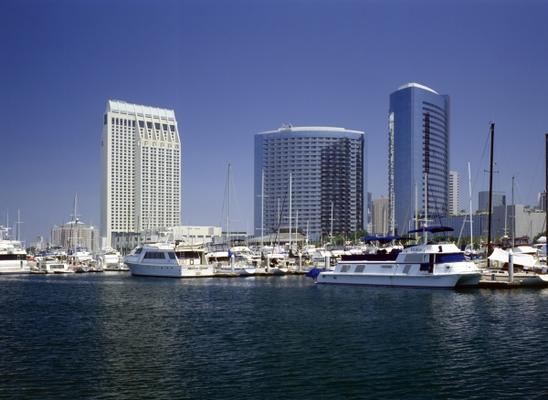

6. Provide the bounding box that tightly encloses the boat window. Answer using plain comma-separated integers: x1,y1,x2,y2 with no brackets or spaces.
134,247,142,254
168,252,177,260
436,253,465,263
354,265,365,273
143,252,166,259
340,265,350,273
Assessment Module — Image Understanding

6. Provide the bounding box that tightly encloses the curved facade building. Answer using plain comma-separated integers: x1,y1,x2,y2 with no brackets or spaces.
388,83,450,234
254,125,366,242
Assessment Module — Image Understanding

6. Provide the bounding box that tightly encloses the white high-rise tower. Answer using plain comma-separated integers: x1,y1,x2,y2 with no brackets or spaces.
448,170,460,215
101,100,181,248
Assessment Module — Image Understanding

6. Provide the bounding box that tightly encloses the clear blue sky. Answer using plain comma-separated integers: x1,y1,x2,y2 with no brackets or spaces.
1,0,547,243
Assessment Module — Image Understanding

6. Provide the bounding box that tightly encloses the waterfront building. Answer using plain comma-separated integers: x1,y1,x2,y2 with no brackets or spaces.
372,197,389,235
101,100,181,248
51,219,98,253
254,125,366,242
388,83,450,234
478,190,506,213
448,170,460,215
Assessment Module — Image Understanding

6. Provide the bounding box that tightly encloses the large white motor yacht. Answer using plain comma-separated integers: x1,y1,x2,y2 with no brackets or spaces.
316,229,481,288
0,240,30,274
125,243,215,278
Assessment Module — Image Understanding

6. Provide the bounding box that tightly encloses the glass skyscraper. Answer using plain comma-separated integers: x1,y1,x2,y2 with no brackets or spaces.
254,125,365,242
388,83,450,234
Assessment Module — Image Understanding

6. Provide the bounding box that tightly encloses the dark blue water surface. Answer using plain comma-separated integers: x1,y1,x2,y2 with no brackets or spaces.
1,274,547,399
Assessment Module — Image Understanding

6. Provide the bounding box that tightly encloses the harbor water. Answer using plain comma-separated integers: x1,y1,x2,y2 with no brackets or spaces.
1,274,547,399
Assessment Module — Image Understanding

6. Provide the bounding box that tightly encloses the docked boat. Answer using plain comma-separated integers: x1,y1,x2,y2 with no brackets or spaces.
0,239,30,274
96,248,124,271
37,258,71,274
125,243,215,278
207,250,256,276
314,228,482,288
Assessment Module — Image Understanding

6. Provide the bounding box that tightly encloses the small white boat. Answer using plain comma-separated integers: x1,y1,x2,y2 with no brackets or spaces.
125,243,215,278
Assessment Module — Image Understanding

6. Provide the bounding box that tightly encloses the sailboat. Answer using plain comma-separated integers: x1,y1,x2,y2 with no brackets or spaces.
213,163,256,276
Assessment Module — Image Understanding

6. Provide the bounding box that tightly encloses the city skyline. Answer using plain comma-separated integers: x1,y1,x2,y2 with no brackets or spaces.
2,0,548,243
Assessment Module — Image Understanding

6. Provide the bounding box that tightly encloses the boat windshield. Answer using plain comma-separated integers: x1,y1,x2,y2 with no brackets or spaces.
436,253,466,263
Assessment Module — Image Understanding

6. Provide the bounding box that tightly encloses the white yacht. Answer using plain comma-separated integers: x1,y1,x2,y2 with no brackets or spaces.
125,243,215,278
315,229,481,288
0,240,30,274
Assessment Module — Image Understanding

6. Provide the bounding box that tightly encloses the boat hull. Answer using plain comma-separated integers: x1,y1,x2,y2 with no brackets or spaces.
127,262,215,278
317,271,481,288
0,260,30,275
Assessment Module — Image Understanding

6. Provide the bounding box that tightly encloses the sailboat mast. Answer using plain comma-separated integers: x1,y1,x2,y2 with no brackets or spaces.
16,209,22,242
289,172,292,248
226,163,231,247
468,162,473,250
424,173,428,245
306,220,309,247
511,176,515,247
487,123,495,268
295,209,298,245
545,133,548,243
330,201,334,242
414,181,418,241
261,168,264,251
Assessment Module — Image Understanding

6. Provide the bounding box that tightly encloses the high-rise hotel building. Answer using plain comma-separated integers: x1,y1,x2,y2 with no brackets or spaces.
101,100,181,247
388,83,449,234
254,125,365,241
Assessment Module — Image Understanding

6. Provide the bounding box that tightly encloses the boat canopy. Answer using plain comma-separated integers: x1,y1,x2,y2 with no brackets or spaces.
408,226,454,234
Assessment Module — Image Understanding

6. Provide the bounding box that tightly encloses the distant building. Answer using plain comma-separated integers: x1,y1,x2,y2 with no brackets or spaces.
538,192,547,211
112,225,222,251
366,192,373,232
388,83,450,234
51,220,98,252
372,197,389,235
254,125,365,241
442,204,545,241
448,170,460,215
478,191,506,213
101,100,181,249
